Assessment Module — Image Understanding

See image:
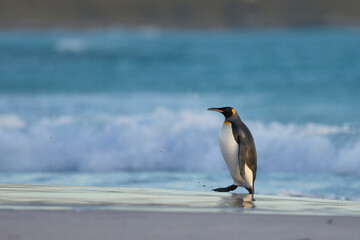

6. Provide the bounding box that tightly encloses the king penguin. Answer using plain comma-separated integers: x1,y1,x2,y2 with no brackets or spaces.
208,106,257,194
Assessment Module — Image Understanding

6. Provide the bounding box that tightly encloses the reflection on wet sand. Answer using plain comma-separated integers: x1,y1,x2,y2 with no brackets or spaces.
0,184,359,216
220,194,254,209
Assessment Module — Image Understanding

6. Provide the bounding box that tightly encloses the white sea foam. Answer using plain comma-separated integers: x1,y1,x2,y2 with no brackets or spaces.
55,38,86,54
0,115,26,129
0,109,359,173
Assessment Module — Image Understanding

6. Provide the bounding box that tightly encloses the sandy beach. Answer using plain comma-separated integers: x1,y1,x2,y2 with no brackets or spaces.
0,184,360,240
2,209,360,240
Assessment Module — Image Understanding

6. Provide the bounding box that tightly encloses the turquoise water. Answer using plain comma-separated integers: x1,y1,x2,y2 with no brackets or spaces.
0,28,359,200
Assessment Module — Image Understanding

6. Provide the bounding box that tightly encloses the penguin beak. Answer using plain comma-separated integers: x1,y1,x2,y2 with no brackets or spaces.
207,108,223,113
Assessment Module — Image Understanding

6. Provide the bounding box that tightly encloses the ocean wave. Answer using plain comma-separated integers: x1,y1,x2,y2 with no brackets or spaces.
0,109,359,173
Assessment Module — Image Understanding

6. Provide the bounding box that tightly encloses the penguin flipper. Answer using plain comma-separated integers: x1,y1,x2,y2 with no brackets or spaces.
238,143,247,181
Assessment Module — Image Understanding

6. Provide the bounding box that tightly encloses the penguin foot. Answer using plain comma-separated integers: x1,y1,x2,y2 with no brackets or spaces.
212,185,237,192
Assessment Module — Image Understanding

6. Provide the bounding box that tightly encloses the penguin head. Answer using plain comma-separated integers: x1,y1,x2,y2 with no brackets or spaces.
208,106,238,120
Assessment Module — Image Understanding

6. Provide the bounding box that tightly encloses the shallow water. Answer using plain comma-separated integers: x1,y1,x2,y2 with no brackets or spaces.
1,184,359,216
1,171,359,201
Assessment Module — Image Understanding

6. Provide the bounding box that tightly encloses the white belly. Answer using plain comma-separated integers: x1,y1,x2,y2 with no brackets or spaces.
219,121,252,188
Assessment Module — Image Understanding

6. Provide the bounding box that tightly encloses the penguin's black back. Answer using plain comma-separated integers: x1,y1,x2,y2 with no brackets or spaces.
230,118,257,182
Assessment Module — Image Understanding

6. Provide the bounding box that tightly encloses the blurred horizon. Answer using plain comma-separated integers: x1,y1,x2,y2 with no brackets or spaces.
1,0,360,29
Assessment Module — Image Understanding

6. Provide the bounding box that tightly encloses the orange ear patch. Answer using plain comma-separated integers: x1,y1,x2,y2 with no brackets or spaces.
232,109,236,116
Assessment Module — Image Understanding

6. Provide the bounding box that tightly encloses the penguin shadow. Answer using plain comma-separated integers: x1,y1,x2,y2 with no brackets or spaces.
219,193,255,209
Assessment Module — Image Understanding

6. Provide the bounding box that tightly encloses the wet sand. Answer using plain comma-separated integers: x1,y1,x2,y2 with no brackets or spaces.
0,184,360,240
1,184,359,215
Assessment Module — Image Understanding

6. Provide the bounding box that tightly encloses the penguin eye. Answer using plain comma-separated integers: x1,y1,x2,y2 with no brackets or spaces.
232,109,236,116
